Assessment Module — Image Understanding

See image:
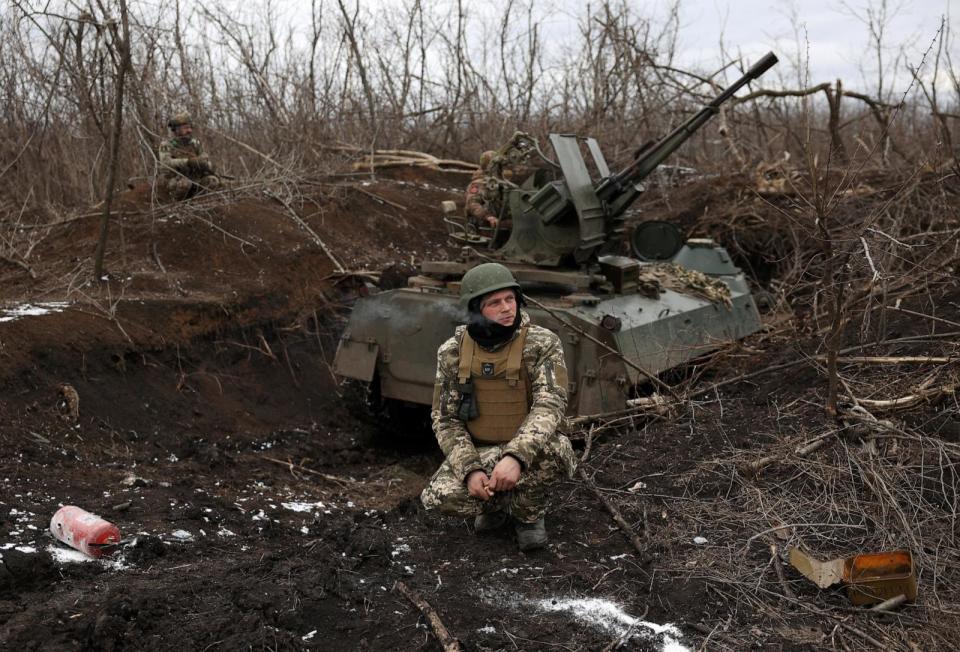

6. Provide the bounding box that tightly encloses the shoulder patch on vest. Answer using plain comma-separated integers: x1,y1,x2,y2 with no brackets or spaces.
481,362,495,376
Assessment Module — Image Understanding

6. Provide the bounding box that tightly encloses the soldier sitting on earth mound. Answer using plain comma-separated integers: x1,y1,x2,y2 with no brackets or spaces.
421,263,577,551
158,112,221,200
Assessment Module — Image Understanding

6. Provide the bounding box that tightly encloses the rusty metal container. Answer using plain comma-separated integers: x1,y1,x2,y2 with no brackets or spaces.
844,550,918,606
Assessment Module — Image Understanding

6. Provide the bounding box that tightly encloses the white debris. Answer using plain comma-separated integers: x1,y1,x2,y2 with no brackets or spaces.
391,543,411,557
218,528,236,537
171,529,193,540
477,625,497,635
692,536,708,545
300,526,309,535
627,481,648,492
281,501,321,513
302,630,317,641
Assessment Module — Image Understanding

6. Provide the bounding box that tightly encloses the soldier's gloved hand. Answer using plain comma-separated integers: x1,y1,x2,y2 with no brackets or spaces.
466,470,494,501
488,456,521,492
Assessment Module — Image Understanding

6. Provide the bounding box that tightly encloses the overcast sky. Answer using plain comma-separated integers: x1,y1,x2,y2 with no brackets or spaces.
671,0,947,92
527,0,952,95
246,0,955,97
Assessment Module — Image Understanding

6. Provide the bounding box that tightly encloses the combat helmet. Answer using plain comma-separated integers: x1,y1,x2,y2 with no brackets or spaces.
459,262,521,309
478,150,497,170
167,111,192,130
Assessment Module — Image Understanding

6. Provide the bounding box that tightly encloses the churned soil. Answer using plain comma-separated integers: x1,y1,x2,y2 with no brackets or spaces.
1,166,958,651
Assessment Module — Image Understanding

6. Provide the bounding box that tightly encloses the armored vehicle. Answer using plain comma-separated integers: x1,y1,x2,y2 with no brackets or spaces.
334,52,778,418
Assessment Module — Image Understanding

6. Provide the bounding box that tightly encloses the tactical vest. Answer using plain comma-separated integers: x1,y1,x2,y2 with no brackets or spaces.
168,138,201,159
457,327,531,444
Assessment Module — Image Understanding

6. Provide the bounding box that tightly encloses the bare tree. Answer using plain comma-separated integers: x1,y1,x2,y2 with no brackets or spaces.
93,0,132,281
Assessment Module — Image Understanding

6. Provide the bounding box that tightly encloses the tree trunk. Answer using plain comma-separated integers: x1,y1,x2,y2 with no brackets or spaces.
93,0,131,281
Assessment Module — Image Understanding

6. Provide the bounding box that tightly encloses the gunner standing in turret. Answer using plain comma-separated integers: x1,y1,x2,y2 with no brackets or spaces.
420,263,577,551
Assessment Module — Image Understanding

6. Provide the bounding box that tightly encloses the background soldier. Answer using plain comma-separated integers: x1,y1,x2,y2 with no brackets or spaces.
421,263,576,551
158,112,221,200
464,150,502,229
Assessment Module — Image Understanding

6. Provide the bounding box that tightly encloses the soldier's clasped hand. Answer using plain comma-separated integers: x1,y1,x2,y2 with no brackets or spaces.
466,470,495,501
488,455,521,492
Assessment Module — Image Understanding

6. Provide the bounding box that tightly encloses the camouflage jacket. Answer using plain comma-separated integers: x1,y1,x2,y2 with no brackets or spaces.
464,171,502,224
431,311,568,482
158,137,212,178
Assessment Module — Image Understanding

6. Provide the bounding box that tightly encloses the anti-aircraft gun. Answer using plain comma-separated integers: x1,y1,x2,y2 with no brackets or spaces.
334,52,778,418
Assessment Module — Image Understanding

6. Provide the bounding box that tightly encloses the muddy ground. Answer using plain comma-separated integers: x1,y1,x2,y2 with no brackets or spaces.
1,167,958,651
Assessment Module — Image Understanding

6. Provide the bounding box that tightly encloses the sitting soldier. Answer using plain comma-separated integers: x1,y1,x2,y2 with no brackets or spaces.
421,263,576,551
464,150,502,229
158,112,221,200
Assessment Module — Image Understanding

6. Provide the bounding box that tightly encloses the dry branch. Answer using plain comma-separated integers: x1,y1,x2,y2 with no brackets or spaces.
578,466,651,564
262,190,345,272
260,455,356,488
0,254,37,278
852,382,958,411
815,356,954,365
525,296,678,400
870,594,907,613
394,581,461,652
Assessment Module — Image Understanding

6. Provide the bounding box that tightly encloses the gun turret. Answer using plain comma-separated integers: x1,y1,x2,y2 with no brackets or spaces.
494,52,778,267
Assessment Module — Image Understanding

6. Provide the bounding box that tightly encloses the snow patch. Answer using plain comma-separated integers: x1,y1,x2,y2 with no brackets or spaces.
0,302,69,323
47,545,96,563
485,591,689,652
46,544,129,570
535,597,688,651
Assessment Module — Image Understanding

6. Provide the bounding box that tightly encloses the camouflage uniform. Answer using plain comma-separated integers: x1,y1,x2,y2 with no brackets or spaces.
158,137,220,199
421,311,577,523
464,170,503,227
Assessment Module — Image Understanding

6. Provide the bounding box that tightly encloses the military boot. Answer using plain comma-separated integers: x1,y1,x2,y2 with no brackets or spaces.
515,517,548,551
474,510,509,532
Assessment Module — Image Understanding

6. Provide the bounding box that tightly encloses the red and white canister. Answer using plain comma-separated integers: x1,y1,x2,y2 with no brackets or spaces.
50,505,121,558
